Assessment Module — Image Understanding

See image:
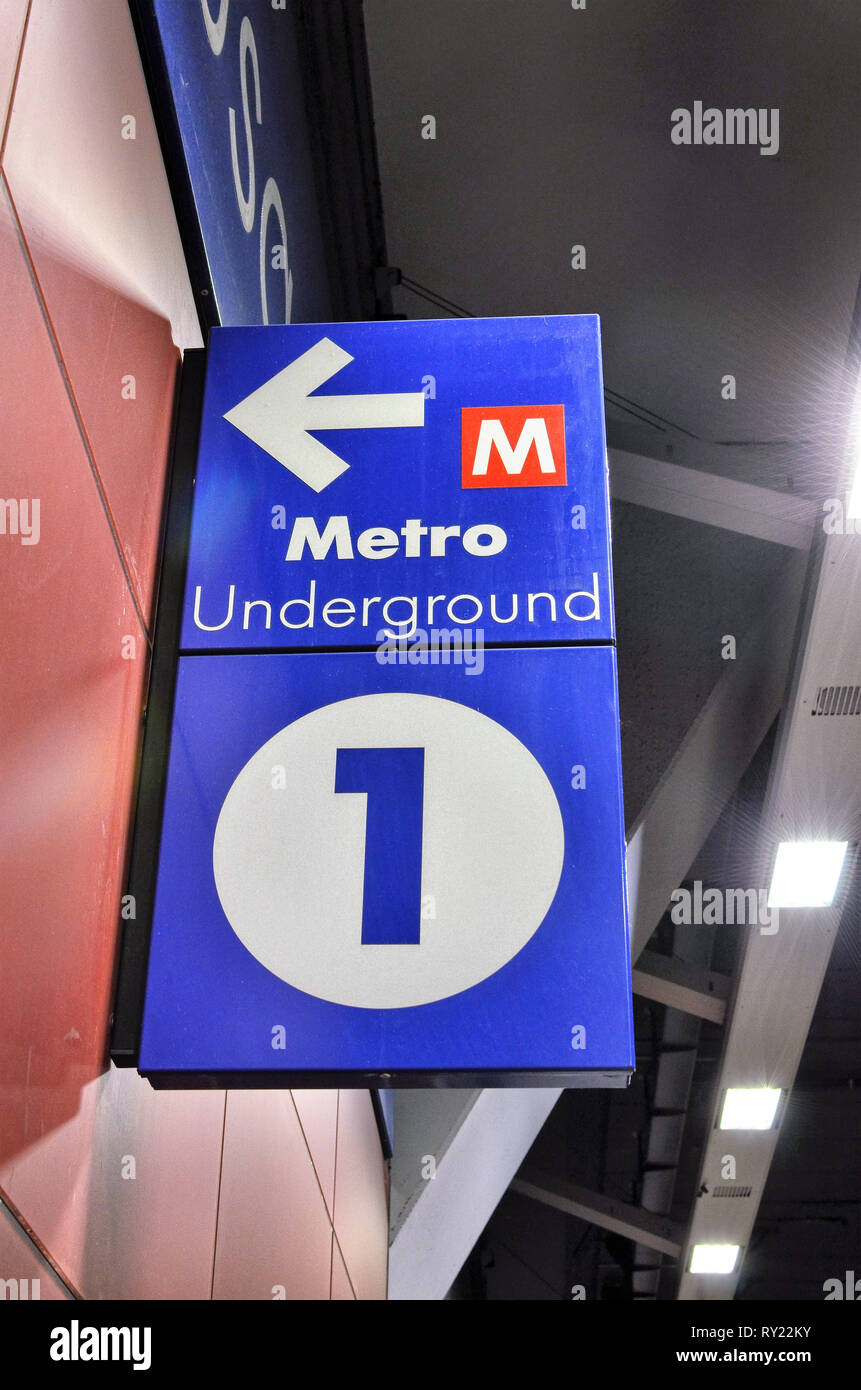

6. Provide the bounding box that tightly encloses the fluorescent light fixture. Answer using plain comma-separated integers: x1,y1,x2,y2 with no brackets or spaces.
767,840,848,908
720,1087,781,1130
690,1244,740,1275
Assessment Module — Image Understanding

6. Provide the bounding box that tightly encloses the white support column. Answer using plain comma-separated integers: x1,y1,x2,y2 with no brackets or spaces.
388,1088,561,1301
626,551,807,963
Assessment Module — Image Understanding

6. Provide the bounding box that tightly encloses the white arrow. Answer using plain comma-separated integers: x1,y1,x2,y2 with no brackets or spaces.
223,337,426,492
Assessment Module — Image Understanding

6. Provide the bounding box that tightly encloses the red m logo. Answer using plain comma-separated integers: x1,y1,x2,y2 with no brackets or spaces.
461,405,566,489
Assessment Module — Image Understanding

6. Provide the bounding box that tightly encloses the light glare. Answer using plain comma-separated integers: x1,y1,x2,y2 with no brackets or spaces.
768,841,848,908
690,1244,740,1274
719,1087,781,1130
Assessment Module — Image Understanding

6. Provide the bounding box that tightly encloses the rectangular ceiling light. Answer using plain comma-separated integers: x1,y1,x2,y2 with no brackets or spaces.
719,1087,782,1130
767,841,848,908
689,1244,740,1275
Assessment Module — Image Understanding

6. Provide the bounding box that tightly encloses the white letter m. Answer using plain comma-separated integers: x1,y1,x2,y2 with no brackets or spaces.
471,418,558,476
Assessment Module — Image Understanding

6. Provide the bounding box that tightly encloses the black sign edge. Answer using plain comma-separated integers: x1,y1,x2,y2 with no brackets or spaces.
141,1068,635,1091
109,348,207,1066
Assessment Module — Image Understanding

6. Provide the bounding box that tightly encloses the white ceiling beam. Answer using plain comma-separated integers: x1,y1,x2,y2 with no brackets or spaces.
632,950,730,1024
389,1089,481,1242
609,448,816,550
626,551,807,963
678,525,861,1298
512,1171,684,1257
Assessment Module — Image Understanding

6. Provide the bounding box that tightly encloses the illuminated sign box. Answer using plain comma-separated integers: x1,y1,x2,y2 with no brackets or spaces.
183,317,614,648
113,316,633,1087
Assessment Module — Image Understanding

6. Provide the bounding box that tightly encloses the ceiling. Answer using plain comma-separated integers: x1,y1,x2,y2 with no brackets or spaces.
363,0,861,1299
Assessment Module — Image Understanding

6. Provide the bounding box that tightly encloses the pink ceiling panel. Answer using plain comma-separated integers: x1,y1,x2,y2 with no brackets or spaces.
0,0,27,146
0,1199,71,1302
213,1091,334,1302
2,0,201,626
292,1090,339,1220
333,1090,389,1301
331,1235,357,1300
0,1069,224,1300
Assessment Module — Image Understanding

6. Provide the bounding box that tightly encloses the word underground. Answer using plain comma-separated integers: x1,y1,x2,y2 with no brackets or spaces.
192,515,601,639
670,102,779,156
376,627,484,674
193,576,600,639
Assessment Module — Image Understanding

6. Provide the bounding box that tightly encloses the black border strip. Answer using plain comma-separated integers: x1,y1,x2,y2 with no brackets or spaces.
110,350,207,1065
178,637,617,657
370,1089,394,1160
143,1068,634,1091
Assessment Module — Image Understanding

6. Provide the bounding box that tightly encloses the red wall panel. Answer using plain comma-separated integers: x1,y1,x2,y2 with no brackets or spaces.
0,181,145,1166
3,0,198,625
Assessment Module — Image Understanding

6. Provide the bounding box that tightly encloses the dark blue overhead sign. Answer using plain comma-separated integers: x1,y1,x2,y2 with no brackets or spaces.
138,647,632,1080
134,0,331,324
183,316,615,649
115,316,633,1087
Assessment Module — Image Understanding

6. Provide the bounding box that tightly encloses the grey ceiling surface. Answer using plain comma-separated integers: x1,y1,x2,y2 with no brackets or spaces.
366,0,861,1299
366,0,860,486
610,502,793,822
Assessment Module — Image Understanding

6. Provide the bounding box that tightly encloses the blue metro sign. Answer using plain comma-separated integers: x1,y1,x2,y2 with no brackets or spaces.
120,316,633,1087
181,316,615,650
138,647,632,1080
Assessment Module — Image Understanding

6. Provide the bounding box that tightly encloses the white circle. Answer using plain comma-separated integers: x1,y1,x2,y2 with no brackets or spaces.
213,693,564,1008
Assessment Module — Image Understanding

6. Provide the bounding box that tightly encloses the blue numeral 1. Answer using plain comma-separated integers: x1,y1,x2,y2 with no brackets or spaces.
334,747,425,946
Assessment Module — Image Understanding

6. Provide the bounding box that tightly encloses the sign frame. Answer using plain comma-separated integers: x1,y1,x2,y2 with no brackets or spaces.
111,339,633,1091
111,351,206,1067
